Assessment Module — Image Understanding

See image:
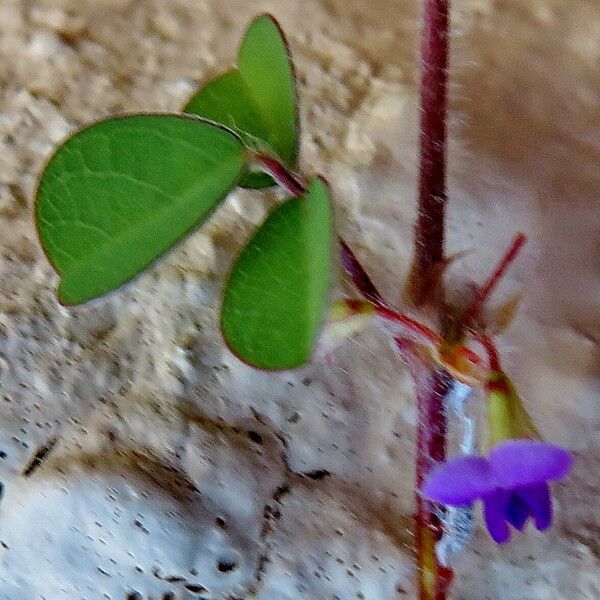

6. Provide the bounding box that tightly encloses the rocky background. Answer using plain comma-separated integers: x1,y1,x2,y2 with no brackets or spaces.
0,0,598,598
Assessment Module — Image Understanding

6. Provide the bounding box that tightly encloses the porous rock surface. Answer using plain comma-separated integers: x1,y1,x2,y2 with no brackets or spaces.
0,0,598,598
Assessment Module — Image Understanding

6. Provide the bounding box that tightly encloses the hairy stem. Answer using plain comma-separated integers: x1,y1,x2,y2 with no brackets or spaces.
254,32,455,591
412,1,452,598
407,0,450,307
415,367,454,600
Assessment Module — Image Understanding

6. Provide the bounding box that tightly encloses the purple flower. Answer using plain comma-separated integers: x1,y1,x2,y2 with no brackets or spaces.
423,440,573,543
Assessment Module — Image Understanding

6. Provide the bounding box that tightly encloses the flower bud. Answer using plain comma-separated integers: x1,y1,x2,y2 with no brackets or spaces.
486,371,540,448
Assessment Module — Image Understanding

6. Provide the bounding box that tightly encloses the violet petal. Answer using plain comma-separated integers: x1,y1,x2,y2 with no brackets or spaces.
505,491,529,531
517,483,553,531
483,490,511,544
423,455,497,505
489,440,573,488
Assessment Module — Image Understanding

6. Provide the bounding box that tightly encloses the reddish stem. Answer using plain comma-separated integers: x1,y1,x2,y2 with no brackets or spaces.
339,237,391,308
461,232,527,330
415,369,454,600
409,0,450,307
376,305,442,346
253,33,456,593
411,1,452,598
254,156,399,317
254,153,306,196
472,332,501,372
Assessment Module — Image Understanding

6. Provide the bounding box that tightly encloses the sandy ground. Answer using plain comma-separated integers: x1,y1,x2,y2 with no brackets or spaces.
0,0,599,598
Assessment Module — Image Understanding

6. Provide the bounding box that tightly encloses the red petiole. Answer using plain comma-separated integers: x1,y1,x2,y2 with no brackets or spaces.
472,331,501,372
375,305,442,346
339,237,391,309
253,152,306,197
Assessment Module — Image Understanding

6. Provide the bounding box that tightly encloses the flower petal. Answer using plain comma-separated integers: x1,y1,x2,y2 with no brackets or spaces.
423,455,497,505
489,440,573,488
505,491,530,531
483,490,511,544
517,483,553,531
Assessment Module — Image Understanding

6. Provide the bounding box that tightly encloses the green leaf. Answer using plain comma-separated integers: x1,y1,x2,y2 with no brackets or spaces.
184,14,297,188
221,177,332,369
36,114,247,305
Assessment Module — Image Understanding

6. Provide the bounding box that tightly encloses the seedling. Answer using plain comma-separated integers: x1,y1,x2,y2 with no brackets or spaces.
35,7,572,599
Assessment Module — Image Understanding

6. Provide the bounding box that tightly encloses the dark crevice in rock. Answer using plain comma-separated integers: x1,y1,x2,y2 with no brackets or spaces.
302,468,332,480
21,435,58,477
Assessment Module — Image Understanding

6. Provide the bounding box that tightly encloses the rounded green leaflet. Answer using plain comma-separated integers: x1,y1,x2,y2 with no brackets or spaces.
221,178,333,370
36,114,247,305
184,14,297,188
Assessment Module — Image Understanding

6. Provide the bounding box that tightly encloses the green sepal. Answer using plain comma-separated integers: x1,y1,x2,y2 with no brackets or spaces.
487,371,541,448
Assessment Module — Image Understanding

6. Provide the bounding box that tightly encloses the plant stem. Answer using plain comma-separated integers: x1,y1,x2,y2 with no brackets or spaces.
412,1,452,598
254,20,455,591
375,305,442,346
473,332,501,372
408,0,450,307
460,232,527,330
339,237,391,308
415,369,453,600
254,153,306,196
